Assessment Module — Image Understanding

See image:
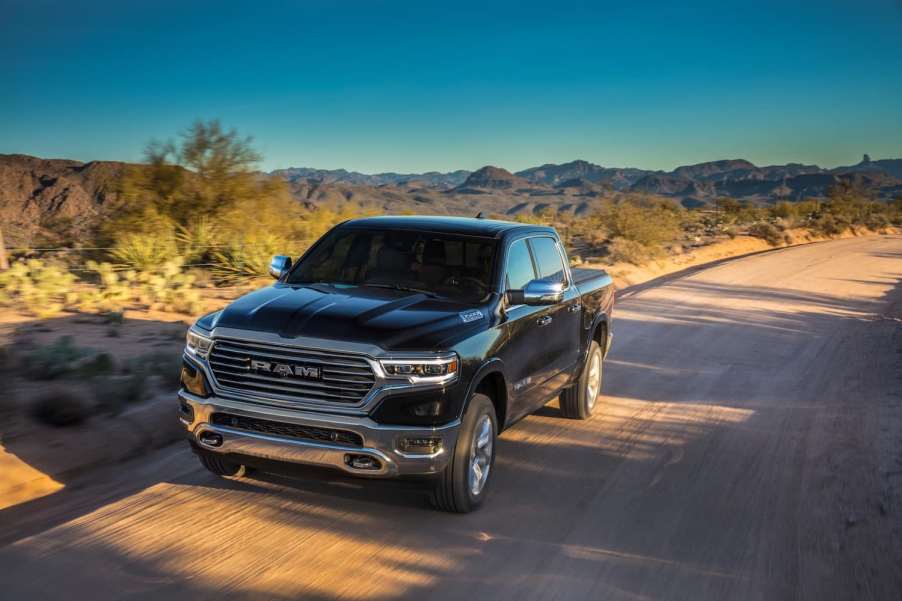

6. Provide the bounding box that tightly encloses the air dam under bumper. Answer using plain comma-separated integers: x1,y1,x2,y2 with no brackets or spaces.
179,391,459,477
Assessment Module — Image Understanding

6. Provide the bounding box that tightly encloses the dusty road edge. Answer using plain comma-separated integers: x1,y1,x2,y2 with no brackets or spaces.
2,229,897,508
600,227,899,294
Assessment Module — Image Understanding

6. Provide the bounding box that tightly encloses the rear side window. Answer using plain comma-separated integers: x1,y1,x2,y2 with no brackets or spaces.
528,237,566,285
505,239,535,290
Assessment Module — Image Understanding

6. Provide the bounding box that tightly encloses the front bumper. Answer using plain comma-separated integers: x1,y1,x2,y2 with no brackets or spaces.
179,391,459,478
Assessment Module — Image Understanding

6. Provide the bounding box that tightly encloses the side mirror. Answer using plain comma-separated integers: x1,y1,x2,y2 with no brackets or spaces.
269,255,292,279
506,279,564,306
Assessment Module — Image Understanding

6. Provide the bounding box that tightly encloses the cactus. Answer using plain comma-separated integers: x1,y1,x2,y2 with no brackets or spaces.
0,253,204,319
77,261,134,312
0,259,78,317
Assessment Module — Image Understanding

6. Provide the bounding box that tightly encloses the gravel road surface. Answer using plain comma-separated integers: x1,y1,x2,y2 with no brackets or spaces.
2,235,901,601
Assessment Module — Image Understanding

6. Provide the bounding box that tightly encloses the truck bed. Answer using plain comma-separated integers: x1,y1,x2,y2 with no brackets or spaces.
571,266,612,288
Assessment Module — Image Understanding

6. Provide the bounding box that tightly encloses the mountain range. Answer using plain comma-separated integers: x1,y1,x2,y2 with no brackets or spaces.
274,155,902,200
2,153,901,247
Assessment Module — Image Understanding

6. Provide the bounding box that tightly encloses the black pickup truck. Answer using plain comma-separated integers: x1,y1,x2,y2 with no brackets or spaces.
179,216,615,512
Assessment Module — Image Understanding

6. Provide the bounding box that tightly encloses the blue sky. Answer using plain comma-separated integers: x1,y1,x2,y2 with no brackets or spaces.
2,0,901,173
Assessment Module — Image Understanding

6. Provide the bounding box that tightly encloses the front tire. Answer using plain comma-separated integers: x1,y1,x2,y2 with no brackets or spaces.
560,340,603,419
430,393,497,513
196,448,248,479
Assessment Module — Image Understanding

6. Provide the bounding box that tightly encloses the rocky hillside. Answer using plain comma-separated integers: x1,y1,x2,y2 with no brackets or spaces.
456,166,534,191
0,154,126,247
271,166,470,189
3,152,901,248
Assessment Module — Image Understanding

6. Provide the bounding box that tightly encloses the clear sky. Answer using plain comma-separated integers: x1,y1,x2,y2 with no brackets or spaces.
2,0,901,173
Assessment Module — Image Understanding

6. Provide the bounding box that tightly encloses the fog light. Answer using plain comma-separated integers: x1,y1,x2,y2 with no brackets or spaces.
399,437,443,454
199,431,223,447
346,454,381,470
411,401,441,417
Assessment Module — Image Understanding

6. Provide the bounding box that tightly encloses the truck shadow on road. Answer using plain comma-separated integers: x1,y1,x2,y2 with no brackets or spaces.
2,264,902,600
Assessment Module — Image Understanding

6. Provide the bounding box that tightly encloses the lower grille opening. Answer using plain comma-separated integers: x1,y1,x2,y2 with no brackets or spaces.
211,413,364,447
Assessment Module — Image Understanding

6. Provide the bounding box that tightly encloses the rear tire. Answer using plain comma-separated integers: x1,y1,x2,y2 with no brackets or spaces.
560,340,603,420
196,449,248,479
430,393,497,513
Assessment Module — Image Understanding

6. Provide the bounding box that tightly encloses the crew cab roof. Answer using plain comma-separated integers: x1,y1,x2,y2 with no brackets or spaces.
339,215,556,238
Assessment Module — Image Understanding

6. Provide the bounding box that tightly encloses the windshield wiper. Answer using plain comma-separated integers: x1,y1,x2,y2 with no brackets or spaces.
363,282,440,298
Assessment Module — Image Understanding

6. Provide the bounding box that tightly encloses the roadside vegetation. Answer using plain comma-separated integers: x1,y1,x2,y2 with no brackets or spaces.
515,186,901,266
1,119,900,317
1,120,900,434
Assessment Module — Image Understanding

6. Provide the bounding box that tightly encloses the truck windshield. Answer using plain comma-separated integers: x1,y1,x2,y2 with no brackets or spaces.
287,228,498,302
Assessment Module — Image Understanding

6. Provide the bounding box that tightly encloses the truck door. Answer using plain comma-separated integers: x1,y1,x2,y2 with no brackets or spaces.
526,236,581,401
498,238,547,420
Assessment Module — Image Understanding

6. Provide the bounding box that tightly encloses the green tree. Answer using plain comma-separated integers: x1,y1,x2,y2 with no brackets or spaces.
114,119,265,228
594,200,682,250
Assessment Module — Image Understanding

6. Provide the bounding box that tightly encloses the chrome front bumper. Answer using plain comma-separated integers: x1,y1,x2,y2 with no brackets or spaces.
179,391,459,478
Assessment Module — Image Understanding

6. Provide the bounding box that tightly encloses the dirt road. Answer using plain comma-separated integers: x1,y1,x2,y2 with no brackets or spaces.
2,235,901,601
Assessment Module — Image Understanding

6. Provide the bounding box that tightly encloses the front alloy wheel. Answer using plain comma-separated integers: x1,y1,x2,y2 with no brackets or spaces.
469,413,494,496
431,393,497,512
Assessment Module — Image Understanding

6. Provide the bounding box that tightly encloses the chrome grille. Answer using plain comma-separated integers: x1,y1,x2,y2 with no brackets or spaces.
208,338,376,405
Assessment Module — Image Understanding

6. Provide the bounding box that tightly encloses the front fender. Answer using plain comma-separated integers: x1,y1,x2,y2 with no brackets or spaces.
461,358,508,426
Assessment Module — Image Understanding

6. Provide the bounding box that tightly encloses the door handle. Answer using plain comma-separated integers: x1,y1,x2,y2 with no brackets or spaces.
568,303,581,313
536,315,553,327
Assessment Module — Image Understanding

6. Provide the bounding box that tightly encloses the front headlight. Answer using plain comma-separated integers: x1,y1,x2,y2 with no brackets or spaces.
185,329,213,358
379,354,459,386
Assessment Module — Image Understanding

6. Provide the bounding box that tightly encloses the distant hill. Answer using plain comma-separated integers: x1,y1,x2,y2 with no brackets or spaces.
270,154,902,202
0,154,126,247
671,159,757,181
3,152,901,247
456,166,535,192
832,155,902,179
270,166,470,189
515,160,652,190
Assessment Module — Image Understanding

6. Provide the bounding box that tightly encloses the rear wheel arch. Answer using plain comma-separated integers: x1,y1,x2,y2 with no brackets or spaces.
587,314,610,359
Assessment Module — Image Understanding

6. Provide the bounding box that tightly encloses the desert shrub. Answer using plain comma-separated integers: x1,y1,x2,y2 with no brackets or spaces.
210,232,292,283
206,185,312,283
132,259,203,314
80,352,116,377
0,346,13,372
23,336,92,380
596,202,682,249
78,259,202,315
0,259,78,317
175,216,219,262
863,213,891,232
748,222,783,246
125,351,181,390
811,213,846,236
31,388,91,427
111,231,180,271
78,261,135,313
92,377,124,415
607,238,653,265
93,373,148,414
104,311,124,325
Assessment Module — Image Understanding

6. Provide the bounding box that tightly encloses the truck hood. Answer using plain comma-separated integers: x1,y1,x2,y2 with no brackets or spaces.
210,283,489,352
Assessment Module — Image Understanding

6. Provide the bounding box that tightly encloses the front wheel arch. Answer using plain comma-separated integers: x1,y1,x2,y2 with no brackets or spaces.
462,360,508,431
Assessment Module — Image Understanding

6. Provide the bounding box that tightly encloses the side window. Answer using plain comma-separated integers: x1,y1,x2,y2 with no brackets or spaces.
505,239,536,290
528,237,566,285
